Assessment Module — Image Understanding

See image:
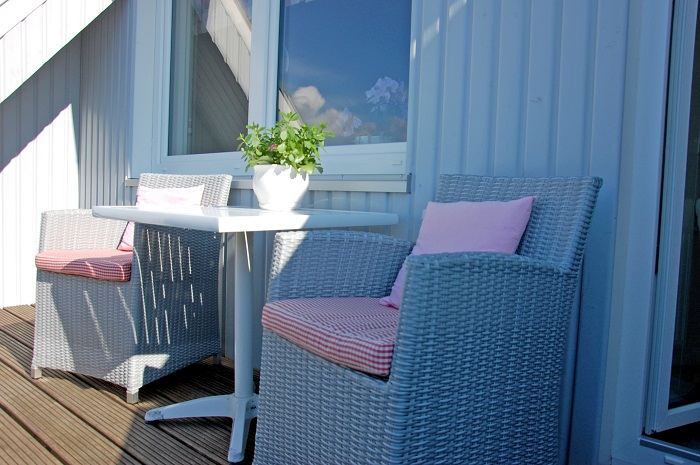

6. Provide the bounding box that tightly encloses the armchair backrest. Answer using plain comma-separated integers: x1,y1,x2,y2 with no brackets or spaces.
138,173,232,206
435,175,602,273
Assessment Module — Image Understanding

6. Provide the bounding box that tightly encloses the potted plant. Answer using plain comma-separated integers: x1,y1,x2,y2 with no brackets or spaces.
237,112,334,211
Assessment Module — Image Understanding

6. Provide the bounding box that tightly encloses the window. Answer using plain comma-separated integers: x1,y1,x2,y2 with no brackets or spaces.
169,0,251,156
132,0,412,188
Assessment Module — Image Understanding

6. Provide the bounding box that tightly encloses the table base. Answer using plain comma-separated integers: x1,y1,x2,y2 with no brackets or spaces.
144,393,258,462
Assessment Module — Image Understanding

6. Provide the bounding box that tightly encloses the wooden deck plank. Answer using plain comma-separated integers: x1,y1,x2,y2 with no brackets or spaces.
61,359,237,462
0,308,230,464
0,314,142,464
4,304,35,324
0,408,62,465
0,360,141,464
0,305,257,464
41,373,224,465
0,307,35,352
0,305,255,463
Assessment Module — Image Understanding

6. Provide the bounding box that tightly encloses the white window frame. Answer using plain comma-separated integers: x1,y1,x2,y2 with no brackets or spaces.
130,0,412,192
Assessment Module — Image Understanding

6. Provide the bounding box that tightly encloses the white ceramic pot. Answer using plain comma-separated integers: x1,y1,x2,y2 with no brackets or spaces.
252,164,310,211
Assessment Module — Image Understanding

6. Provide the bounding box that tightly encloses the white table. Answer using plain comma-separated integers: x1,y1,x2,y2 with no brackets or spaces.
92,205,399,462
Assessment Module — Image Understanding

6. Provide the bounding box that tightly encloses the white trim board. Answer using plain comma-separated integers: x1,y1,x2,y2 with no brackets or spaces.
125,175,411,193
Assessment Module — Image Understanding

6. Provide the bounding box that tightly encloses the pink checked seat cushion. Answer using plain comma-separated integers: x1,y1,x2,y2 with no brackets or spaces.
35,249,133,282
262,297,399,376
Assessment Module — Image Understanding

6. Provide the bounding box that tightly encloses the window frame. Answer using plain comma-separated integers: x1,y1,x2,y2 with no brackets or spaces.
130,0,412,192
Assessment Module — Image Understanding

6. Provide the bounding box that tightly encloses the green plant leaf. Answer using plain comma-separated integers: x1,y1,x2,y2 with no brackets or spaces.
236,111,334,173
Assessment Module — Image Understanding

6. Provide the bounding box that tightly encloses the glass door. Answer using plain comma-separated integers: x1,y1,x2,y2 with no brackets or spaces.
647,0,700,434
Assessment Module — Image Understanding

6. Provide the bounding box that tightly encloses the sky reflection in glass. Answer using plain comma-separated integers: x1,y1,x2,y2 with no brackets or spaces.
278,0,411,146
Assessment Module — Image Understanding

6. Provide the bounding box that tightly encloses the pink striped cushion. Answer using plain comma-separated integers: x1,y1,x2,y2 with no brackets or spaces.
36,249,133,282
262,297,399,376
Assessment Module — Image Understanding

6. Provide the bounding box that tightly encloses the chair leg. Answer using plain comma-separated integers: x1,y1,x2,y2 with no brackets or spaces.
212,353,222,365
126,390,139,404
30,366,42,379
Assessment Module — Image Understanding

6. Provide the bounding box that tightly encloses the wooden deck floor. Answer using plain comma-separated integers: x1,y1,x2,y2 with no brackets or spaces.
0,305,257,465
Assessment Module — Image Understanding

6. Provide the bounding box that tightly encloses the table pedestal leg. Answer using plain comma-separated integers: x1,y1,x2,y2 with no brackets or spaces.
144,231,258,463
230,230,257,462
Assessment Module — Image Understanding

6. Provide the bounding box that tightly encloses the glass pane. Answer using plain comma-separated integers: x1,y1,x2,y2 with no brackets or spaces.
669,22,700,410
670,191,700,409
278,0,411,146
168,0,251,156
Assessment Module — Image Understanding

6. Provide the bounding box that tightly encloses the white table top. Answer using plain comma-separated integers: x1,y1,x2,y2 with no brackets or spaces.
92,205,399,233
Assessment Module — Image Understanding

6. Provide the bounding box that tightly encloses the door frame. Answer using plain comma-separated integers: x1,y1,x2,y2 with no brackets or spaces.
646,0,700,435
606,0,679,463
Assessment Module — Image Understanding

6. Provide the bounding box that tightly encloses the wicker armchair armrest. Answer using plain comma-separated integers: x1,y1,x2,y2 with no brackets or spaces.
384,251,578,462
267,230,413,301
393,251,576,380
399,250,576,324
38,209,128,252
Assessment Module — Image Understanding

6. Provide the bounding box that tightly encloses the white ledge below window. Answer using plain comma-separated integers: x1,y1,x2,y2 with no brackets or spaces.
125,174,411,193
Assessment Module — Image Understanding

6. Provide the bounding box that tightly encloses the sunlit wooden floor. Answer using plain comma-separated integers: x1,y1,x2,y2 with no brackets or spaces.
0,305,257,465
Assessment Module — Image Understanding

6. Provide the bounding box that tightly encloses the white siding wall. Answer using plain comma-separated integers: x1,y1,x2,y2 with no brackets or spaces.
0,36,81,307
78,0,133,208
0,0,115,103
0,0,132,308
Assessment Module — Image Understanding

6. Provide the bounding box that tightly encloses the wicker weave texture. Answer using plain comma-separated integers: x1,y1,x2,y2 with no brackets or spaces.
267,230,412,301
256,331,389,465
436,175,602,271
32,174,232,402
254,175,601,464
138,173,231,206
38,209,127,251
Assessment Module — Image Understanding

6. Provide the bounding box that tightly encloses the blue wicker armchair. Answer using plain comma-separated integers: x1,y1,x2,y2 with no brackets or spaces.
253,175,602,464
31,173,232,403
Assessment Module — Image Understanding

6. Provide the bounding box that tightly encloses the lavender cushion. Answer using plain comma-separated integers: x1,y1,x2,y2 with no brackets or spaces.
117,184,205,251
262,297,399,376
379,196,536,309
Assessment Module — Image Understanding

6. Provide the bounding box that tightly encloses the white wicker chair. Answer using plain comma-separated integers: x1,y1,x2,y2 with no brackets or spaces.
31,173,232,403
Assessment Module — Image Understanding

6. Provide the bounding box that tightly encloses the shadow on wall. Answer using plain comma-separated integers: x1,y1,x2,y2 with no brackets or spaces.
0,36,81,184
